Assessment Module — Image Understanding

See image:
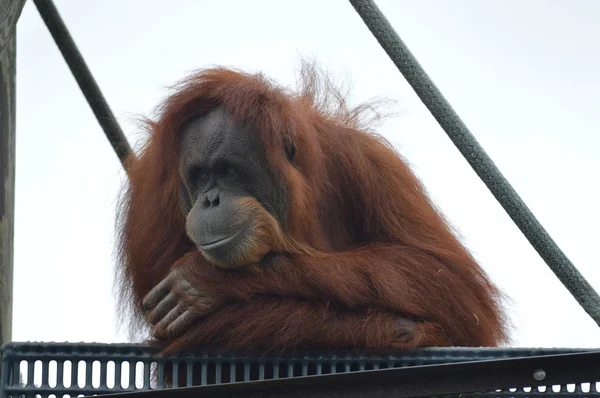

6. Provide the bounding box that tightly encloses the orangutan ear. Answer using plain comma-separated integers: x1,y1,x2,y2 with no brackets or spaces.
283,135,296,162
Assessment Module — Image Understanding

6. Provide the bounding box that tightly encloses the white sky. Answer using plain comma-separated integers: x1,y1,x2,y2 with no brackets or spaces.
13,0,599,349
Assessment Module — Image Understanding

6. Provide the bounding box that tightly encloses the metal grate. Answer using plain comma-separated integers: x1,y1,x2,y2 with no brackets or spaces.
1,342,598,397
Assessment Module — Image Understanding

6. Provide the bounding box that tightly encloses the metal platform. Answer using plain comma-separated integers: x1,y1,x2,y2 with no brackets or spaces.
1,342,598,397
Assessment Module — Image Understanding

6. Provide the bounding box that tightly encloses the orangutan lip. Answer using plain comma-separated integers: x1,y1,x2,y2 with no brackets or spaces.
199,228,244,251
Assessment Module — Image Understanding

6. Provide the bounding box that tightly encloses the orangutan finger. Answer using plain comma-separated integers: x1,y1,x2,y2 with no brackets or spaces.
142,272,177,310
146,291,178,325
152,302,184,340
165,309,198,338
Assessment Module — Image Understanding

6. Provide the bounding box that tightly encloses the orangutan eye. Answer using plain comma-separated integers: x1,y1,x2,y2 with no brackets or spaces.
219,163,238,179
189,167,208,184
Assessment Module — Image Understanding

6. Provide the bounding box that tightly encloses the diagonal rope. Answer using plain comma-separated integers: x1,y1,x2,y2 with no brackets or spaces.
33,0,133,168
349,0,600,326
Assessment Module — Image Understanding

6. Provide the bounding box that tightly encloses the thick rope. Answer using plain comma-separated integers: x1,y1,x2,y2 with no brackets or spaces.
33,0,133,168
349,0,600,326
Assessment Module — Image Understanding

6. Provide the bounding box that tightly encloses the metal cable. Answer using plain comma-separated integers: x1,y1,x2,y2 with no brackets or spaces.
349,0,600,326
33,0,133,168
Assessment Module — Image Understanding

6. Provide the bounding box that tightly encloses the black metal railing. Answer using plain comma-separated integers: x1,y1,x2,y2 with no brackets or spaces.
2,343,599,398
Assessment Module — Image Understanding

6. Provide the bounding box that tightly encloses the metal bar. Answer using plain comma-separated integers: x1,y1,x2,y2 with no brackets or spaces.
2,341,591,361
89,351,600,398
32,0,134,167
348,0,600,326
0,0,26,348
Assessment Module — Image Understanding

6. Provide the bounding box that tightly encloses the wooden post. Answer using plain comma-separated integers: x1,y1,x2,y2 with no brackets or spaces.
0,0,26,346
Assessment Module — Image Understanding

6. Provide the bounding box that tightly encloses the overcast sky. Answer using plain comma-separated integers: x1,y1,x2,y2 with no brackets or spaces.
13,0,599,349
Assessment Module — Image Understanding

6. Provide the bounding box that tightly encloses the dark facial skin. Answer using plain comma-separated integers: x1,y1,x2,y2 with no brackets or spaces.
179,107,288,267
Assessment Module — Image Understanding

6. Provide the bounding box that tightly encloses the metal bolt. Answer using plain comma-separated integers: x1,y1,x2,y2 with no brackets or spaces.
533,369,546,381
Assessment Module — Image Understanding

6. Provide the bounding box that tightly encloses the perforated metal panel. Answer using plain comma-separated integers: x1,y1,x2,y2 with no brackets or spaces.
1,343,598,397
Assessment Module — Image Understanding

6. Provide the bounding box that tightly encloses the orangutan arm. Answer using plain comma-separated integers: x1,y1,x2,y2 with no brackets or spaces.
153,297,449,355
144,245,504,347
